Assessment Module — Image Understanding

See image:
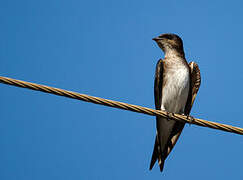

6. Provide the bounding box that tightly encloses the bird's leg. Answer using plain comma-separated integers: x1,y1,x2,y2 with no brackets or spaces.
185,114,195,126
166,111,174,121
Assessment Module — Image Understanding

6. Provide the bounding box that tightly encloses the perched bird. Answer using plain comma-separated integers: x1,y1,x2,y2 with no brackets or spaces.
150,33,201,172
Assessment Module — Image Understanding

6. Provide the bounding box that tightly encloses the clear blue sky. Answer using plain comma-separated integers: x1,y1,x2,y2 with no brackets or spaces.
1,0,243,179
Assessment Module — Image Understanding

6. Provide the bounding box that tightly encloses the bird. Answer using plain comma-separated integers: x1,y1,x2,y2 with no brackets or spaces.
149,33,201,172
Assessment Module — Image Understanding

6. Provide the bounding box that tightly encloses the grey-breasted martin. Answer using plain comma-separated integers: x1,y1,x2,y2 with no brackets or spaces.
150,33,201,172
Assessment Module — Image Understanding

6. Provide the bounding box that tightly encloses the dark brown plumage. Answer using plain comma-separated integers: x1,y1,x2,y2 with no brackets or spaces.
150,33,201,172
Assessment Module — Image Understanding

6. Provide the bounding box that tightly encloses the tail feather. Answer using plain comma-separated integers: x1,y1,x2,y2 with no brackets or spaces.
158,157,165,172
149,137,158,170
149,135,166,172
150,124,182,172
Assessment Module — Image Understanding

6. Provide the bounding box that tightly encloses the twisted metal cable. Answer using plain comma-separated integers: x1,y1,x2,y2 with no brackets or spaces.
1,75,243,135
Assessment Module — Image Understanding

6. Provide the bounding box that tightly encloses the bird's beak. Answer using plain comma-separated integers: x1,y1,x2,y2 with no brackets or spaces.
152,37,163,41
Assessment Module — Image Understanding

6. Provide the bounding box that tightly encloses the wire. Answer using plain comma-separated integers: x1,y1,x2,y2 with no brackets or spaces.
0,75,242,135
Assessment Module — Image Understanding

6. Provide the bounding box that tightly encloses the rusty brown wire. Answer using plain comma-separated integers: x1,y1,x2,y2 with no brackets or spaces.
0,75,243,135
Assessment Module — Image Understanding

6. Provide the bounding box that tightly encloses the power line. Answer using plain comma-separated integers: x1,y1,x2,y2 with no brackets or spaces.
0,75,242,135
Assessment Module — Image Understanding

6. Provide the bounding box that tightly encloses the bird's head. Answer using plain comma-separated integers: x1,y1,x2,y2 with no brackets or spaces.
153,33,185,57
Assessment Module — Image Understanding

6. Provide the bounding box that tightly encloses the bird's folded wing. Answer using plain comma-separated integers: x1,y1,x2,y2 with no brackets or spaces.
149,59,164,170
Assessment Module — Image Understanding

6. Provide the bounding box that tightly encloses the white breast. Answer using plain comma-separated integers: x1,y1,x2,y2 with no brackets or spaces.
161,63,190,114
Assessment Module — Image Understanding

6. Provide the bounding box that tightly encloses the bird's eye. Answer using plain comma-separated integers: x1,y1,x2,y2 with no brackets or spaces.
162,35,173,40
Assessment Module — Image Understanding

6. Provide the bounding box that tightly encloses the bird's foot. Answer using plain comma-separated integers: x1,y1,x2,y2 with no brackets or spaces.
186,115,195,126
166,111,174,121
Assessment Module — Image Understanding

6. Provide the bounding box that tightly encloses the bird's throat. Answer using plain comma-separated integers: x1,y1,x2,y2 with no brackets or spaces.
163,48,185,59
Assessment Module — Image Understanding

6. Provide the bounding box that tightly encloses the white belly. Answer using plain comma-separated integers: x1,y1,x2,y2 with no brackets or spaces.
161,65,190,114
